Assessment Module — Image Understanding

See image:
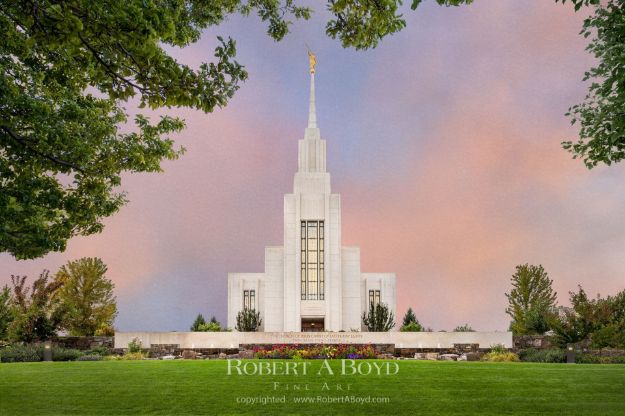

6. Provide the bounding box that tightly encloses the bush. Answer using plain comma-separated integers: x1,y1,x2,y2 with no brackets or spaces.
576,354,625,364
519,348,566,363
77,355,103,361
400,322,422,332
128,337,142,353
52,348,83,361
0,344,43,362
86,346,112,356
104,351,148,361
196,322,221,332
481,351,520,362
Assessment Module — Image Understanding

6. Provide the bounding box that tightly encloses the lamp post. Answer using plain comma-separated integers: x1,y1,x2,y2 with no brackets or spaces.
566,345,576,364
43,341,52,362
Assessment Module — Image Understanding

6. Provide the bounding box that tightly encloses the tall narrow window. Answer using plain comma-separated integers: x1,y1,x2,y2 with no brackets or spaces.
301,220,324,300
368,290,380,306
243,290,255,309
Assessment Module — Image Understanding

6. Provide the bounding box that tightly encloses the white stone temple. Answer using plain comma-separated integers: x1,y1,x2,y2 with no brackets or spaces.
227,54,396,332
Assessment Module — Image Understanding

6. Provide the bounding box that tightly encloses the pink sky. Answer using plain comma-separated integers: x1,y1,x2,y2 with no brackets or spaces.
1,0,624,331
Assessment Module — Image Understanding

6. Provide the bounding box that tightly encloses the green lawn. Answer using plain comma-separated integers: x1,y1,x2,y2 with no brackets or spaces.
1,360,624,415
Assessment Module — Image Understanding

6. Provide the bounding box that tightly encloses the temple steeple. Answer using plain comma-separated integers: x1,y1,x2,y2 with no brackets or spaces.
308,71,317,129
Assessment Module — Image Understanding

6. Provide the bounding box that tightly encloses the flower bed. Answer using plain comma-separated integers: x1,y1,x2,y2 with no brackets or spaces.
252,344,377,359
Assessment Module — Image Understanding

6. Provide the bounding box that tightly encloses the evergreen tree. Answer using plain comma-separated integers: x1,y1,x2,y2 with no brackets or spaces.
190,313,206,332
235,308,262,332
362,302,395,332
505,264,557,335
402,307,417,327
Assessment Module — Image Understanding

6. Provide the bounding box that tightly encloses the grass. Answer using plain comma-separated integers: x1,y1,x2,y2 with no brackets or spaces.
1,360,624,415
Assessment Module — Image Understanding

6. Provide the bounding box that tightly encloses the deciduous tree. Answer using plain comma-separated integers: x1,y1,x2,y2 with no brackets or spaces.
0,286,13,340
54,258,117,336
505,264,557,335
7,271,64,342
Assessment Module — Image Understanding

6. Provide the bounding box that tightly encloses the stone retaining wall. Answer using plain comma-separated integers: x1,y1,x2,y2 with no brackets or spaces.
51,336,113,350
115,331,513,350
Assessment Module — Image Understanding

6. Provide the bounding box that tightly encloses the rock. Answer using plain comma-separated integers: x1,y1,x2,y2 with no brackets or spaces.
425,352,439,361
414,353,427,360
227,353,240,359
238,350,255,359
218,352,227,359
439,354,459,361
457,354,467,361
181,350,198,359
465,352,482,361
376,353,394,360
161,355,176,360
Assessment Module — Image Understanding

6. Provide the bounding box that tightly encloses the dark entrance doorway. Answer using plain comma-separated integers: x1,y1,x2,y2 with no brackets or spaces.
301,318,324,332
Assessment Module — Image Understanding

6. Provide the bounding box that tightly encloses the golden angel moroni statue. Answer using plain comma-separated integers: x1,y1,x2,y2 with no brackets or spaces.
308,49,316,74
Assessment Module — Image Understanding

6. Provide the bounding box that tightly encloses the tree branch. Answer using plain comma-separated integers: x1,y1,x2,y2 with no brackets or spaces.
77,32,147,94
0,125,86,173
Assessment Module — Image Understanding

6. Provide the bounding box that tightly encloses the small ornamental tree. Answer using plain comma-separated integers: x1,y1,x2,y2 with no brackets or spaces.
363,302,395,332
190,313,206,331
235,308,262,332
7,271,65,342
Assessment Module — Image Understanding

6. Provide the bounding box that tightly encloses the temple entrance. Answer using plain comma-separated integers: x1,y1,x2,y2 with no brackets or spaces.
301,318,324,332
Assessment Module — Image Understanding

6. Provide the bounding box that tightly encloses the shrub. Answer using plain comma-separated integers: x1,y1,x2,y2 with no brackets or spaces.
519,348,566,363
481,351,520,362
575,354,625,364
105,351,147,361
197,322,221,332
77,355,103,361
52,347,83,361
128,337,142,353
86,346,113,356
490,344,508,354
400,322,422,332
0,344,43,362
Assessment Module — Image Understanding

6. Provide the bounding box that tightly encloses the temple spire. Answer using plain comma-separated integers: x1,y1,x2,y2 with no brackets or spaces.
307,49,317,129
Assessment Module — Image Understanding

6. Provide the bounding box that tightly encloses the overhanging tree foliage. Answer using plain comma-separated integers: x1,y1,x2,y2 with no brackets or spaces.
2,1,619,261
0,0,479,260
558,0,625,168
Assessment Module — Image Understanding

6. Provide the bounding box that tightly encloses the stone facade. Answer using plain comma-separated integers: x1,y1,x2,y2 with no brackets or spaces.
51,336,113,350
